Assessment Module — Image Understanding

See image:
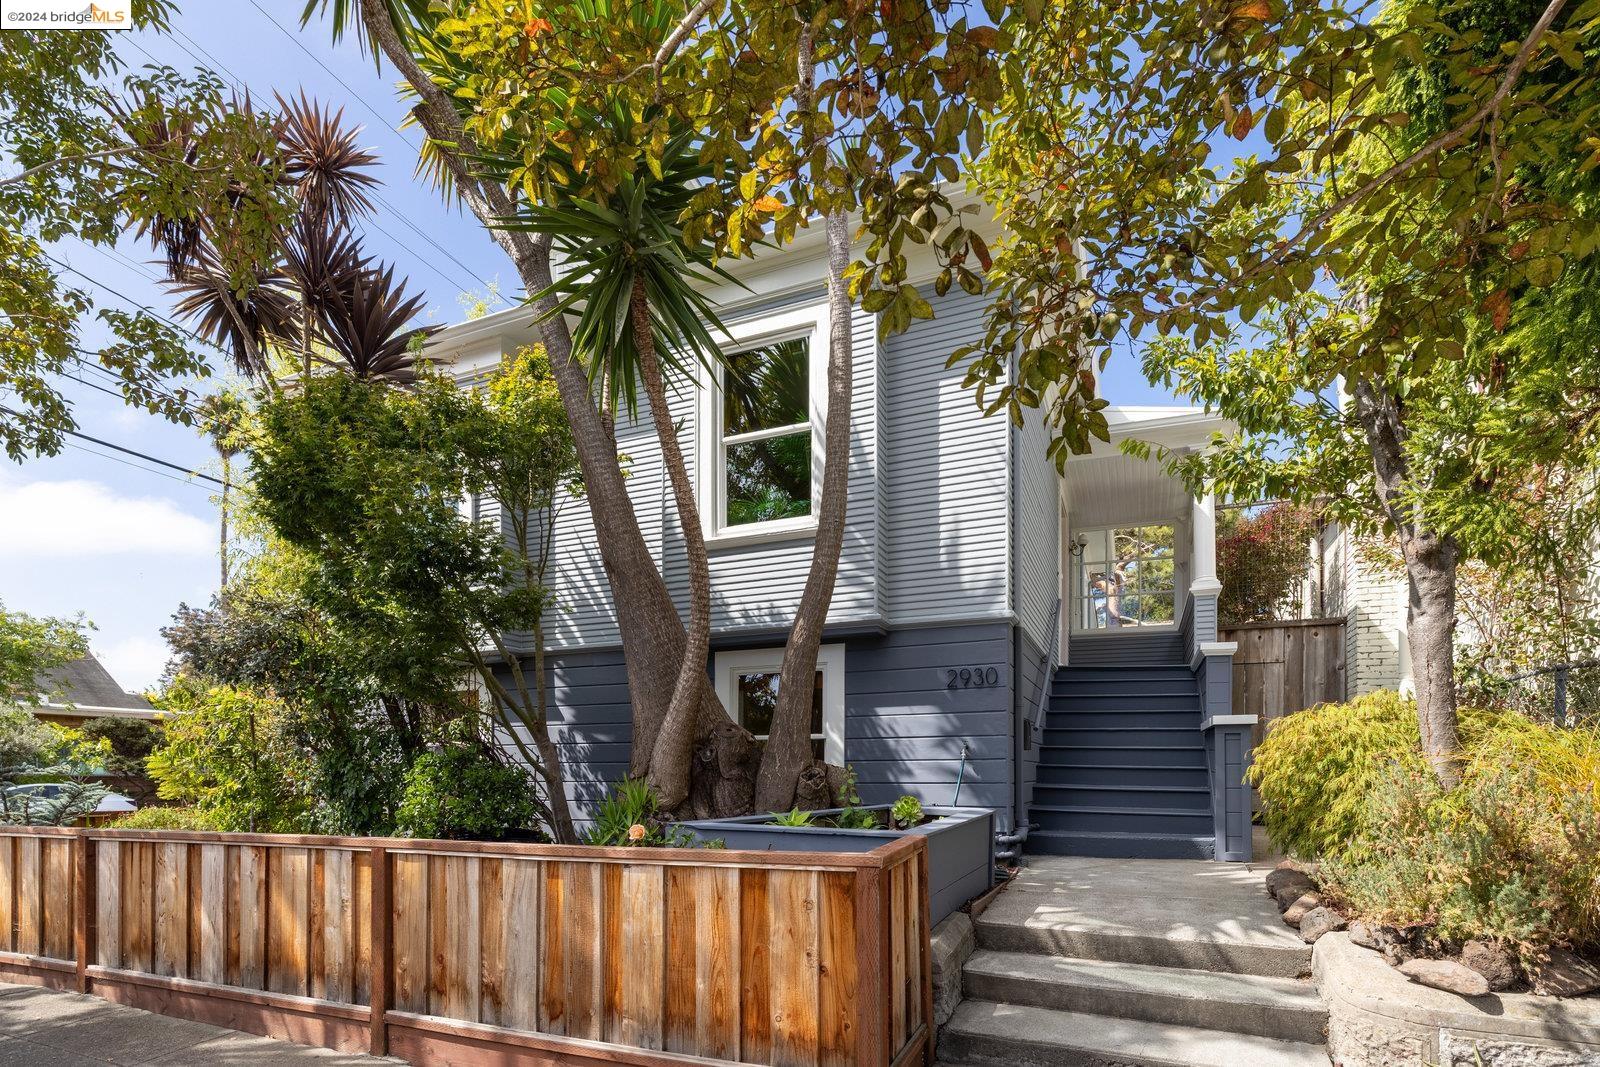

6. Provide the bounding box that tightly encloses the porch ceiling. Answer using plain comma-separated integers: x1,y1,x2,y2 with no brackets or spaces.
1066,451,1192,529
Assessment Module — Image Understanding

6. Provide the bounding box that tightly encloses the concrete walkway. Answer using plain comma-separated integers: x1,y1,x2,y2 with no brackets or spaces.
0,984,390,1066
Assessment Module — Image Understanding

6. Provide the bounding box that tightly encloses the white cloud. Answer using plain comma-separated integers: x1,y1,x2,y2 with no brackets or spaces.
0,472,214,557
97,635,171,694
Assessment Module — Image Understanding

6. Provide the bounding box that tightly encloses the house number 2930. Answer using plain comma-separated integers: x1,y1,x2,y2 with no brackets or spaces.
945,666,1002,689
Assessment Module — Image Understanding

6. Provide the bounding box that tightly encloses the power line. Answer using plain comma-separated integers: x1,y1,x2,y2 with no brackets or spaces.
1,404,224,486
64,440,217,492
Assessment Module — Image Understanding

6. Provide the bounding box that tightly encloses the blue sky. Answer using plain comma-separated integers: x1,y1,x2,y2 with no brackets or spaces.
1,3,1177,694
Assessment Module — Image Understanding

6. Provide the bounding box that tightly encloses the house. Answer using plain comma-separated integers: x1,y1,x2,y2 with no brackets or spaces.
430,206,1256,862
29,652,157,726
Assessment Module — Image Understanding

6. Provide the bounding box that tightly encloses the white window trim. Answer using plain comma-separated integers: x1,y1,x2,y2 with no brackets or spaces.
697,302,831,546
713,644,845,766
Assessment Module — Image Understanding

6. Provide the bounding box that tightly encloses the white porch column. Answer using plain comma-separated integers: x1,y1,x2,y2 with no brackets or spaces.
1191,490,1220,592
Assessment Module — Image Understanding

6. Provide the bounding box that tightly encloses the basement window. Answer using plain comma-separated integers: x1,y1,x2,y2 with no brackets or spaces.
713,644,845,765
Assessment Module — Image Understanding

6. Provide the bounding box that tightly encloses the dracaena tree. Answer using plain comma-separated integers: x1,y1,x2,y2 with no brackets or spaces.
0,3,287,459
961,0,1600,787
301,0,1006,813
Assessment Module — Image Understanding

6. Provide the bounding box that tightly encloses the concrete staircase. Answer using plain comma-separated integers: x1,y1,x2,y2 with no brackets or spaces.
1029,633,1213,859
938,856,1329,1067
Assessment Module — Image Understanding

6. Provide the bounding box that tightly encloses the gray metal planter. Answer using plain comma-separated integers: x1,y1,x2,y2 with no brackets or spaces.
679,805,995,924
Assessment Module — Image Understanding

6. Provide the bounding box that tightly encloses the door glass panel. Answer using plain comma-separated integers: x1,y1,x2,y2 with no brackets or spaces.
1076,524,1177,631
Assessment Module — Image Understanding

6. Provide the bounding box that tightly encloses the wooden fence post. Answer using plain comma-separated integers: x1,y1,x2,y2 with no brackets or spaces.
74,831,91,993
917,844,934,1066
853,864,886,1067
368,844,391,1056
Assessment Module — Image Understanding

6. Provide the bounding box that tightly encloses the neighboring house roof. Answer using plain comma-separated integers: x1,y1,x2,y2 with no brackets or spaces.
33,654,157,720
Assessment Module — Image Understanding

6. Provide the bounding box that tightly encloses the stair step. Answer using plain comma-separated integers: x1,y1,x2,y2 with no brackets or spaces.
1045,710,1199,729
1032,784,1209,810
1043,727,1202,747
962,950,1328,1044
1030,805,1213,835
1038,744,1206,766
1037,764,1209,788
1057,666,1194,679
1049,697,1203,713
1024,829,1216,860
939,1000,1328,1067
1051,683,1198,697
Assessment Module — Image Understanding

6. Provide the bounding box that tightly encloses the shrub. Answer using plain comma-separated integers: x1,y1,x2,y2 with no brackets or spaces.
393,746,543,841
79,717,161,777
107,806,221,831
1322,765,1600,965
1248,691,1436,861
1216,503,1317,625
584,779,696,847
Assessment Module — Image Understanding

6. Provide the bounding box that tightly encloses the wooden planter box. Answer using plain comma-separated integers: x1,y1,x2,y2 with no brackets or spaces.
678,806,995,925
0,826,933,1067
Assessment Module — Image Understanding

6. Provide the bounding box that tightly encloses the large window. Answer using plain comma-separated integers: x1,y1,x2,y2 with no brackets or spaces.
1075,524,1177,631
719,337,812,529
713,645,845,765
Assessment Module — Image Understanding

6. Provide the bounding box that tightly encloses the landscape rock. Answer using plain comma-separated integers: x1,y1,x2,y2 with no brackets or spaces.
1299,906,1347,944
1267,868,1318,909
1531,947,1600,998
1397,957,1491,998
1459,940,1517,992
1348,921,1383,950
1282,892,1324,928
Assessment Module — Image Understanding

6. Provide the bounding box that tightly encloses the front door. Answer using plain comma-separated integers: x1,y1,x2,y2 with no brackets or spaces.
1073,524,1177,632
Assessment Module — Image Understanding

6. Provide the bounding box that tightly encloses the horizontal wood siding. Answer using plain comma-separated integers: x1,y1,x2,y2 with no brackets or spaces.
882,290,1010,625
844,623,1016,812
0,828,930,1067
1014,405,1060,652
511,292,885,652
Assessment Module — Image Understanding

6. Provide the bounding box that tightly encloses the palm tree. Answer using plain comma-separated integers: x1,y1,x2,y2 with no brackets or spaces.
194,390,247,588
499,116,738,809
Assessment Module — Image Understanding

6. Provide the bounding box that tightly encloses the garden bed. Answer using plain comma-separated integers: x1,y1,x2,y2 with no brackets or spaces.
679,804,995,924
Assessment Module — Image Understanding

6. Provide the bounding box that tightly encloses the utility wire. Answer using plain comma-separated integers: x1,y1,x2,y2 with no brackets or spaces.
1,404,223,486
64,440,218,492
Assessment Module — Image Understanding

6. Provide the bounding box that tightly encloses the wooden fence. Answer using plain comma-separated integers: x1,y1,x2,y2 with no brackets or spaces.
0,826,932,1067
1220,618,1347,747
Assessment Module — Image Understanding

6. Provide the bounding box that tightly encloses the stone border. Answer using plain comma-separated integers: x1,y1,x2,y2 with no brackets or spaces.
930,912,975,1028
1314,933,1600,1066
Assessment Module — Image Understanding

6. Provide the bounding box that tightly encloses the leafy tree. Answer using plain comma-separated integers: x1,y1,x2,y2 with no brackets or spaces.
964,0,1600,786
248,349,585,840
78,717,162,778
0,601,89,709
146,676,316,833
1216,503,1318,624
302,0,1002,812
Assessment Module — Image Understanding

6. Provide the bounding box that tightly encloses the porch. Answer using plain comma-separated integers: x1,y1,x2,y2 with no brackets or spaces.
1023,407,1253,863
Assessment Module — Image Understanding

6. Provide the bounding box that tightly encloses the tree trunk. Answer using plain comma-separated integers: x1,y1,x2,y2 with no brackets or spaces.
359,4,757,814
629,276,714,810
754,210,854,811
1352,377,1464,787
218,451,230,588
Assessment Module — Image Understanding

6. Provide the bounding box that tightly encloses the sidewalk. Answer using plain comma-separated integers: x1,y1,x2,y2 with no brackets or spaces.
0,983,391,1066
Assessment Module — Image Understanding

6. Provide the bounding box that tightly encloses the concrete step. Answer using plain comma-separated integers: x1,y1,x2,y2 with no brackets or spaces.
1037,763,1209,788
1029,805,1213,836
1024,829,1215,860
962,950,1328,1044
939,1000,1328,1067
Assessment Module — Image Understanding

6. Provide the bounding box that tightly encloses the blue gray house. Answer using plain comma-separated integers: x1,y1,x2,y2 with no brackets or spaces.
433,214,1255,862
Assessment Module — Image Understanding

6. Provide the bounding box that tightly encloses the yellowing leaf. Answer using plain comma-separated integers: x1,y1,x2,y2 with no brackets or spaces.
752,195,784,213
1231,0,1272,21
